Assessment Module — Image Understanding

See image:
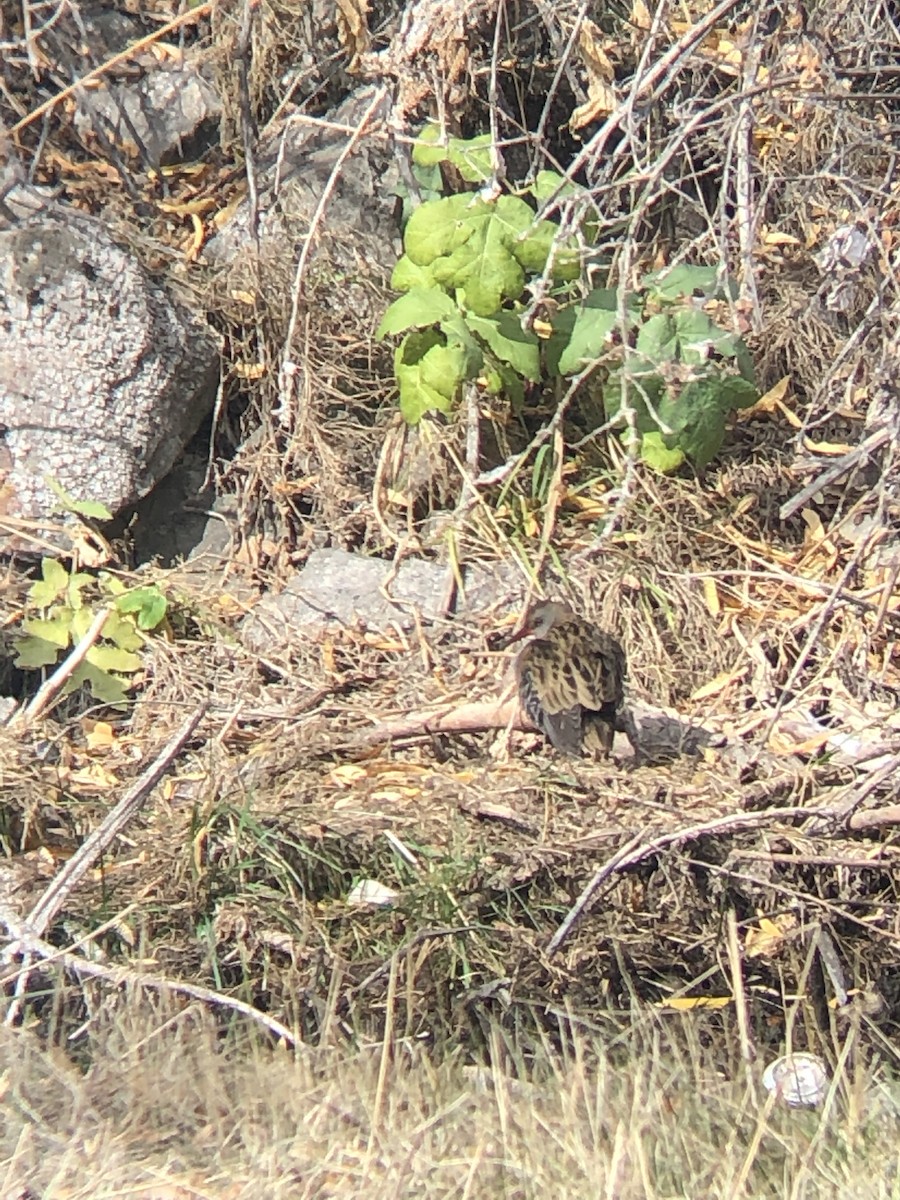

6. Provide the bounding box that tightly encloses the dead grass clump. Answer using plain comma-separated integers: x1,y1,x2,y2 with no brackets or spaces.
2,992,899,1199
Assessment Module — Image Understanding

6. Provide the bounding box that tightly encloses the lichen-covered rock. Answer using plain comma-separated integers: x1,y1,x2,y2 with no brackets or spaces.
0,189,219,547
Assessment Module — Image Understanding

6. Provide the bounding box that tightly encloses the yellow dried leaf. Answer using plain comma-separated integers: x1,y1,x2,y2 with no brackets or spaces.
85,720,116,749
802,437,853,456
657,995,732,1011
230,290,257,305
631,0,652,30
746,913,797,958
330,764,368,785
702,576,721,617
533,318,553,339
234,362,266,379
736,375,792,421
690,664,745,702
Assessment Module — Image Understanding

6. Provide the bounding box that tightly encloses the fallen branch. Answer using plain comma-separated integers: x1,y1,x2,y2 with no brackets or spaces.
549,801,844,960
0,907,299,1048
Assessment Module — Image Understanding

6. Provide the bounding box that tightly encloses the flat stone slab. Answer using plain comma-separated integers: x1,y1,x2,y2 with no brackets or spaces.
241,549,522,651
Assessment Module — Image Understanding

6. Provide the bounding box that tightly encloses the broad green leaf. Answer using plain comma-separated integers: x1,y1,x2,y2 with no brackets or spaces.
465,312,540,381
86,643,142,673
14,636,62,669
640,432,685,473
21,615,70,648
404,193,475,266
105,609,145,650
411,123,447,166
512,217,580,281
448,133,493,183
442,313,484,380
65,663,129,705
115,588,167,632
530,170,581,203
643,264,722,300
70,606,100,640
377,287,457,337
720,374,759,410
637,313,678,361
405,194,546,316
390,255,437,292
659,377,728,466
44,475,113,520
29,558,69,607
557,290,623,375
395,331,465,423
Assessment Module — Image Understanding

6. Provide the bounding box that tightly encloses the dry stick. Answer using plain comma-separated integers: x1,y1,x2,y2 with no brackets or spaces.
0,908,299,1047
9,2,214,137
734,28,763,325
276,85,388,427
27,703,209,936
14,606,110,727
5,703,209,1027
354,696,524,745
545,805,852,957
236,0,261,242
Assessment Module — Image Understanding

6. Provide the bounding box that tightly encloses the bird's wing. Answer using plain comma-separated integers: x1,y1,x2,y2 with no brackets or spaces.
517,645,584,755
543,626,625,711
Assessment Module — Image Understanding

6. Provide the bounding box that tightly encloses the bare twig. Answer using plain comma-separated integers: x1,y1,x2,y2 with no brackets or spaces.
14,606,111,727
546,804,862,956
26,703,209,937
0,907,299,1047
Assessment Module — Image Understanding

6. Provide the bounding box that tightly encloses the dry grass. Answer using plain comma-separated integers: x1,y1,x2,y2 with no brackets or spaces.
2,992,898,1200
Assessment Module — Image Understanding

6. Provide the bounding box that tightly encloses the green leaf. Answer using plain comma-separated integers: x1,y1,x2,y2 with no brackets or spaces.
557,290,623,375
637,313,678,361
640,432,685,473
513,217,581,282
720,374,759,410
642,264,723,301
659,377,728,467
482,361,525,405
70,606,98,641
530,170,581,203
21,615,71,649
404,194,546,316
448,133,493,183
86,643,142,673
377,287,457,337
465,312,541,381
44,475,113,521
65,663,130,705
404,193,474,266
115,588,167,632
395,331,466,423
603,356,664,431
390,255,437,293
411,123,448,167
104,610,145,650
29,558,69,607
14,636,62,669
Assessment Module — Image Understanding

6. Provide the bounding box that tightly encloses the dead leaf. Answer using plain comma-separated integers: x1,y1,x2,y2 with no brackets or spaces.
570,18,617,129
336,0,370,65
657,995,732,1011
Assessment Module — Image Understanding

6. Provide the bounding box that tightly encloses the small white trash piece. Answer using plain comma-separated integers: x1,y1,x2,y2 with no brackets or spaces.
762,1053,829,1109
347,879,400,908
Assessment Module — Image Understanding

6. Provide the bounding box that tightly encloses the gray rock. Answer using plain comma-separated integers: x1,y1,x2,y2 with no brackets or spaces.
0,189,220,547
241,549,523,651
74,63,221,167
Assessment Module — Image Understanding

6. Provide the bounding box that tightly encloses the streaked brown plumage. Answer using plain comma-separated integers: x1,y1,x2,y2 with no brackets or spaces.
508,599,631,758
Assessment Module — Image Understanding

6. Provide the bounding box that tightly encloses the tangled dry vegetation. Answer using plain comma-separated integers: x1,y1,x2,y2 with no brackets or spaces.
4,0,900,1192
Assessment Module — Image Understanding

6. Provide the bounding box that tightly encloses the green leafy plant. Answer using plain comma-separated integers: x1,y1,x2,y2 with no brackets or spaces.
378,126,759,470
14,559,169,705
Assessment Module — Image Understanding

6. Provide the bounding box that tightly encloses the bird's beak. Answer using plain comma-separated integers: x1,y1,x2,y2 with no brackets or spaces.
502,623,531,649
